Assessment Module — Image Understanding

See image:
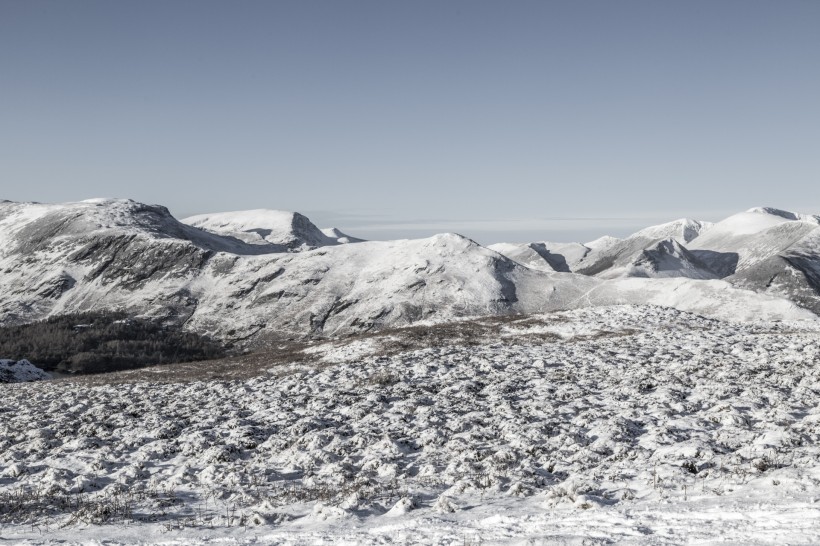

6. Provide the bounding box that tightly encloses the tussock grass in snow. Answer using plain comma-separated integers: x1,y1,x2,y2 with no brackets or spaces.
2,305,820,543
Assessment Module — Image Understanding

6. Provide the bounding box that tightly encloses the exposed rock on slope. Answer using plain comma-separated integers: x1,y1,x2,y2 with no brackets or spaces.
0,359,49,383
613,238,719,280
0,200,600,344
487,242,589,273
492,207,820,316
574,218,713,276
686,208,820,313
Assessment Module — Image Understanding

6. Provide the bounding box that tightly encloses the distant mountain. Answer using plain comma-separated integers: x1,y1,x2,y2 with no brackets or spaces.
487,242,589,273
492,207,820,315
621,238,719,280
573,218,713,277
182,209,350,250
320,227,364,244
0,199,815,353
0,199,591,344
687,208,820,274
687,208,820,313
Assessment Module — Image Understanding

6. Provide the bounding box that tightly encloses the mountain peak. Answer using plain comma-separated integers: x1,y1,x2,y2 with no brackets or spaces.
746,207,820,225
629,218,713,243
183,209,339,249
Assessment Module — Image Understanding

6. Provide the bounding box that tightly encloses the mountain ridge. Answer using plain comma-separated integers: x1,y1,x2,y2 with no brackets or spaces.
1,199,817,353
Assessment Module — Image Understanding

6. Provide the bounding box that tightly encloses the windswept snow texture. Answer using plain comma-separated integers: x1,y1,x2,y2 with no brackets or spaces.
2,307,820,544
0,359,49,383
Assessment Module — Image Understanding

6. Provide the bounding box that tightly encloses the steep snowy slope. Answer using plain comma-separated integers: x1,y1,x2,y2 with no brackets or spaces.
488,242,589,272
486,243,557,272
604,238,719,280
687,207,820,274
686,207,820,313
0,199,282,326
574,219,712,276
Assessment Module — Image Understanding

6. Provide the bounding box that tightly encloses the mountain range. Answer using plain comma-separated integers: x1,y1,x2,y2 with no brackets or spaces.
1,198,817,348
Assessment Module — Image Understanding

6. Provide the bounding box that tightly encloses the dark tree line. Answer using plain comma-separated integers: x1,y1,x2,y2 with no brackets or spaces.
0,311,226,374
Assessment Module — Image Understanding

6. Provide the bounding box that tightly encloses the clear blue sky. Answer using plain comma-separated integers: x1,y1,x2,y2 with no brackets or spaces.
2,1,819,243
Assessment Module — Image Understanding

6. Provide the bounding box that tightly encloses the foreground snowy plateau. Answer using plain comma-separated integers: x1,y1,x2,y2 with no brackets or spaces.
3,198,820,543
3,307,820,544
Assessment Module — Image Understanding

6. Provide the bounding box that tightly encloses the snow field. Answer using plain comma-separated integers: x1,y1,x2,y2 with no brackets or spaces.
2,305,820,543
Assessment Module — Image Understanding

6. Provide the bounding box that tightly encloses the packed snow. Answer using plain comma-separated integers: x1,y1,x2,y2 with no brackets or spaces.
2,306,820,544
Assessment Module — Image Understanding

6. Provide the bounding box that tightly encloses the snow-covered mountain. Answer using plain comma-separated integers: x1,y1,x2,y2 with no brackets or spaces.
687,208,820,274
492,207,820,315
182,209,355,249
0,199,816,348
685,208,820,313
0,199,594,343
572,218,713,277
486,242,589,273
620,238,719,280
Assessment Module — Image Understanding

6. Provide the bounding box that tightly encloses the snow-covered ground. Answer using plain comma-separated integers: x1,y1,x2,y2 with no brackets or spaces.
2,305,820,544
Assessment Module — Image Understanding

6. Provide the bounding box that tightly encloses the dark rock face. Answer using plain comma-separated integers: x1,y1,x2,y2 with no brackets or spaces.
71,234,213,288
688,250,740,277
628,239,719,279
729,256,820,315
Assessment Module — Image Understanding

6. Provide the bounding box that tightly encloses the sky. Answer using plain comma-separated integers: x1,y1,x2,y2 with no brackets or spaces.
2,0,819,243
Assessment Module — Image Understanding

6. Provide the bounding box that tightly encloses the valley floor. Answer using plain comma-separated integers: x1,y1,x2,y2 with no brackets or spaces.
2,305,820,544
